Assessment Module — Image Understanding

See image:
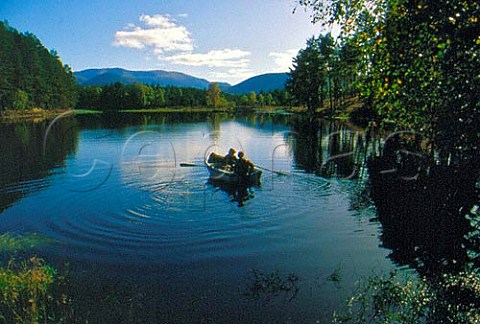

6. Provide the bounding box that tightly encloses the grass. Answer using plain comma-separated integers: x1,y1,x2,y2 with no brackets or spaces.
0,109,70,123
2,232,480,322
0,233,72,323
72,109,102,115
1,99,364,123
78,105,306,114
0,257,56,323
121,107,230,113
0,232,54,254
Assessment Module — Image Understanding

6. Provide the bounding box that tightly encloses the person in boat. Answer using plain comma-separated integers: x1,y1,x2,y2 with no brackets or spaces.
223,148,238,170
235,151,255,185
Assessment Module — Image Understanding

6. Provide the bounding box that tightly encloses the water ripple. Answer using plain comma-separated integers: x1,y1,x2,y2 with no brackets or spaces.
1,121,376,268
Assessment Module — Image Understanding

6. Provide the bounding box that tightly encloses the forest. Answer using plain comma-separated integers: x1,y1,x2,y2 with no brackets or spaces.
0,21,292,113
291,0,480,164
0,21,77,111
2,0,480,151
286,2,480,321
75,82,292,111
1,1,480,322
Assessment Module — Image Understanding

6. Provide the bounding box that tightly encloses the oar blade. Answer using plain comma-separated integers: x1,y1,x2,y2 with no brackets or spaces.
180,162,203,167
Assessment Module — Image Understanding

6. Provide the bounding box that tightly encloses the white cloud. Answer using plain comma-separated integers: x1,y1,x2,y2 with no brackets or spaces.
161,49,251,68
114,14,253,82
269,49,298,71
113,14,193,53
208,68,255,82
140,14,176,28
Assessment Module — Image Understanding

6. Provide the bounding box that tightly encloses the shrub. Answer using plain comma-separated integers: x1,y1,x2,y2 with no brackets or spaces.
333,270,480,323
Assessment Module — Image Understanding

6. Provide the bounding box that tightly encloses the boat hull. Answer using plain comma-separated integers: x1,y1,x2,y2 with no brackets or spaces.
206,164,262,186
205,153,262,186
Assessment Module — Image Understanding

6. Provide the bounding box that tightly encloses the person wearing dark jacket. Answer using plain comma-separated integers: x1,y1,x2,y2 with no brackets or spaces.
223,148,238,170
235,151,254,183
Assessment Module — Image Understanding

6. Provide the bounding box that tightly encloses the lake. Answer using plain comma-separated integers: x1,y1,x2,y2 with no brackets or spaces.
0,112,398,322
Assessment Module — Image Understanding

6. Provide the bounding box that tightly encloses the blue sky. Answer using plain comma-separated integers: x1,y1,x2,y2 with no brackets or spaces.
1,0,324,84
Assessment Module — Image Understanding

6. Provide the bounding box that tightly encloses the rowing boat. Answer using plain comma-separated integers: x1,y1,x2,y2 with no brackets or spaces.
206,153,262,186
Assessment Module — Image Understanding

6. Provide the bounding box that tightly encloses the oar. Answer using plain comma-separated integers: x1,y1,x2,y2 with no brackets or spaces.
180,162,288,176
255,165,289,176
179,162,205,167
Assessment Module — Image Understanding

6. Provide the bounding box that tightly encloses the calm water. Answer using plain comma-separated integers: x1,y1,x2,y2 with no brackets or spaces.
0,113,396,322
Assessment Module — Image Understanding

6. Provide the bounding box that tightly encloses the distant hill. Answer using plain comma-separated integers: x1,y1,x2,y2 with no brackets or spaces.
74,68,288,94
74,68,227,89
225,73,289,94
217,82,232,91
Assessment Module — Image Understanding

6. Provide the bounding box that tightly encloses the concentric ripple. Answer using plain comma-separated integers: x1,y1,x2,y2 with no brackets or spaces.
0,118,379,269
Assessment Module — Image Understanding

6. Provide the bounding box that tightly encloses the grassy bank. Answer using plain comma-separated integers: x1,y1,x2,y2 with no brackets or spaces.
0,108,71,123
0,233,72,323
121,107,231,113
0,99,368,124
73,109,102,115
0,108,105,123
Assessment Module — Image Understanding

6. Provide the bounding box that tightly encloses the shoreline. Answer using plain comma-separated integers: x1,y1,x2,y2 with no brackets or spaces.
0,99,366,124
0,108,73,123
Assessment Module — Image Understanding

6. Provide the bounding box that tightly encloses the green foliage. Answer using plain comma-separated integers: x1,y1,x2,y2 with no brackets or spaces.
12,89,29,110
0,233,72,323
286,34,357,113
440,271,480,323
257,93,265,106
248,91,257,106
77,83,213,111
76,85,102,109
265,93,276,105
286,35,329,113
333,270,480,323
0,21,77,110
76,82,289,111
239,94,249,108
297,0,480,163
334,272,431,323
0,257,56,323
206,82,222,108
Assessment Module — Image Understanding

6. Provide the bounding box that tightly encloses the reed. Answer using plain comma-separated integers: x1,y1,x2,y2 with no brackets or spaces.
0,233,72,323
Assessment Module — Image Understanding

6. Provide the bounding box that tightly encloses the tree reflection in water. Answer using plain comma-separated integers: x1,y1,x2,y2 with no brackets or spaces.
286,116,480,277
0,118,79,214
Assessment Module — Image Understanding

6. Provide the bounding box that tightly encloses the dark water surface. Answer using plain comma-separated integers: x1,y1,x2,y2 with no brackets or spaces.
0,113,397,322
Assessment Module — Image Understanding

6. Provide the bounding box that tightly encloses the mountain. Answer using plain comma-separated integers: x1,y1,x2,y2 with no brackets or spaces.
225,73,289,94
74,68,226,89
216,82,232,91
74,68,289,94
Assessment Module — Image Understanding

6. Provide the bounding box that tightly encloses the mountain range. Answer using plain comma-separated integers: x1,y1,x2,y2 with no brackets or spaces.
225,73,289,94
74,68,288,94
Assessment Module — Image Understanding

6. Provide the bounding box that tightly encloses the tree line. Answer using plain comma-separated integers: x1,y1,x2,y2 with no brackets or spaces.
0,21,77,111
286,33,358,114
292,0,479,163
0,21,293,113
76,82,292,111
